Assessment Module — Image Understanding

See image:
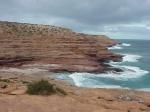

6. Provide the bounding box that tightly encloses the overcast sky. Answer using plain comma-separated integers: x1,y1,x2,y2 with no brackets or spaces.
0,0,150,39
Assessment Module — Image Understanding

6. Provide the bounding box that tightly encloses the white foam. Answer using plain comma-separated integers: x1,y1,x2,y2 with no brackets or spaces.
122,43,131,47
108,45,123,50
69,65,149,88
122,54,142,62
69,73,86,87
105,65,149,80
109,54,142,64
108,43,131,50
69,72,121,88
68,42,150,90
92,85,123,89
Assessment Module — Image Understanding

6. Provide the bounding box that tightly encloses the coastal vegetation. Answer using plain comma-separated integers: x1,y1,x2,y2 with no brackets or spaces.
27,80,67,96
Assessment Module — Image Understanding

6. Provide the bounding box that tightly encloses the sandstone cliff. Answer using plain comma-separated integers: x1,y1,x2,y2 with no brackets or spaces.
0,21,122,72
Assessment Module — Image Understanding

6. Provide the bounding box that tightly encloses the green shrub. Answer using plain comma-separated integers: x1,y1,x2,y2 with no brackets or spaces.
0,79,10,83
27,80,67,96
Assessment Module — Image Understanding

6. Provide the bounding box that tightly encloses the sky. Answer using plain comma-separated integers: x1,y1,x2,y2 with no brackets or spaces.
0,0,150,39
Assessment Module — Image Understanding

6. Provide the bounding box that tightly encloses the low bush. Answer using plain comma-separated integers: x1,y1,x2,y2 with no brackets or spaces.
27,80,67,96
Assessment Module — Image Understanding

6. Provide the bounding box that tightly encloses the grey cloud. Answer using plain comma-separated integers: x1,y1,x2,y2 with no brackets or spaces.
1,0,150,24
0,0,150,39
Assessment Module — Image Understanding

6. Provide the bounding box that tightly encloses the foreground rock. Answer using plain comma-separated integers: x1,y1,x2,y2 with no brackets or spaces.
0,72,150,112
0,21,122,73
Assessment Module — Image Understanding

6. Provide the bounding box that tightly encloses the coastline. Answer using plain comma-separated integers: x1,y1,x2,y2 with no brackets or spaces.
0,71,150,112
0,21,150,112
0,21,122,73
51,41,149,91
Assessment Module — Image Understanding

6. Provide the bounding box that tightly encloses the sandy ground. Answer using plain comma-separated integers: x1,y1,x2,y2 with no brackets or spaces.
0,68,150,112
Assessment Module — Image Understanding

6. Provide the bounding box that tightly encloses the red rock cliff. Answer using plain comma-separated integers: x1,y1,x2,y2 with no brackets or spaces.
0,21,122,72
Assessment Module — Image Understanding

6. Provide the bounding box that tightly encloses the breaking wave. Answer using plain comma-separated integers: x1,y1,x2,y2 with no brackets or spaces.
108,43,131,50
122,43,131,46
122,54,142,62
54,41,150,91
108,45,123,50
68,42,149,89
69,65,149,88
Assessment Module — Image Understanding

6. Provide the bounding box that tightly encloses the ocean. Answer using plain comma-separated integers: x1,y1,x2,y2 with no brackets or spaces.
53,39,150,91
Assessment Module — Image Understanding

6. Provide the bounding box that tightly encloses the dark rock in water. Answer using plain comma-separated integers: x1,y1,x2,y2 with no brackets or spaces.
0,21,122,73
111,68,123,73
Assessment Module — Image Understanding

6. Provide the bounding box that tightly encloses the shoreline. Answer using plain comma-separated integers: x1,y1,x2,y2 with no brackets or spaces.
0,21,150,112
0,66,150,92
0,71,150,112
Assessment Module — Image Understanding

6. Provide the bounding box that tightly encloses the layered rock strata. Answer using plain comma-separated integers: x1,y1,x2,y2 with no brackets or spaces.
0,21,122,72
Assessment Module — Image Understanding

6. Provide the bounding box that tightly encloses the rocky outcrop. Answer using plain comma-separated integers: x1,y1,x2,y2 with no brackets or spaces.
0,21,122,72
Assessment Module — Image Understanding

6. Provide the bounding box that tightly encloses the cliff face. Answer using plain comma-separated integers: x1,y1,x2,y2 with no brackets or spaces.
0,21,122,72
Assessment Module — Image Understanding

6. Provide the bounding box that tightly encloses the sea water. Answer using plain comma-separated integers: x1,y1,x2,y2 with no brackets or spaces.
53,39,150,91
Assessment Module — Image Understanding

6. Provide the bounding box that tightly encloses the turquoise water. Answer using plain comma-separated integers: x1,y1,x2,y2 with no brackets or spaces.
54,39,150,91
109,39,150,90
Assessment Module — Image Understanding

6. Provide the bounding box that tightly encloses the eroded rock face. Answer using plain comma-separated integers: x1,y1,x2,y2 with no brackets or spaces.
0,21,122,72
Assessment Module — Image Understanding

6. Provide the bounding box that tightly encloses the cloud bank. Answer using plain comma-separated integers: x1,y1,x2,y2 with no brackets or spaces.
0,0,150,39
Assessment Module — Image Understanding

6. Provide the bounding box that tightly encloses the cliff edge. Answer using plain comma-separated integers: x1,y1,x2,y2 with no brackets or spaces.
0,21,122,72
